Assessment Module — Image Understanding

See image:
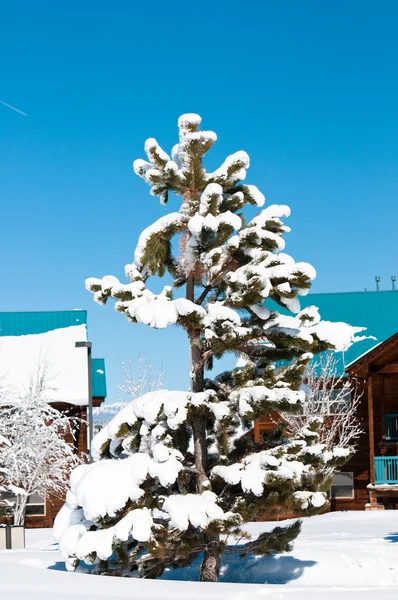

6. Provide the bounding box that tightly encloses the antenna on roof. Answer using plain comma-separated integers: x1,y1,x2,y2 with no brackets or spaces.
375,276,381,291
392,276,396,291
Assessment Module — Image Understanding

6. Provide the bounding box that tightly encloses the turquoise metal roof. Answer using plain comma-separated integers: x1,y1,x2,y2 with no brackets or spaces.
0,310,87,336
92,358,107,398
0,310,106,399
269,290,398,370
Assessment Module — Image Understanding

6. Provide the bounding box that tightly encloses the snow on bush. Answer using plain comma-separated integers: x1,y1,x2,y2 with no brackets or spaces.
0,365,80,526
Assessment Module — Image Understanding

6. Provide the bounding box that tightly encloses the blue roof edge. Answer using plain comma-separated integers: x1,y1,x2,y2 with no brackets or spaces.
0,310,87,337
92,358,107,398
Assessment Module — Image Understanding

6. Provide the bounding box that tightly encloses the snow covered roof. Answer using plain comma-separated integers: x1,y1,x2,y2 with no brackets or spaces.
267,290,398,374
0,311,107,405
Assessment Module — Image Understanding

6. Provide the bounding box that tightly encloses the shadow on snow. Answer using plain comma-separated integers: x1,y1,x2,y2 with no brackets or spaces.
48,551,316,584
160,552,317,584
48,562,68,572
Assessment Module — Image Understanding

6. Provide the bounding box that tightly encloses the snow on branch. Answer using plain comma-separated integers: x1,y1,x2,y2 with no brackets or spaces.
265,306,372,352
134,213,187,269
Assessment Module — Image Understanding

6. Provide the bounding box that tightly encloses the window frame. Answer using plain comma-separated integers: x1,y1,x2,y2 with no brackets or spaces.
329,471,355,499
25,492,46,517
0,491,46,518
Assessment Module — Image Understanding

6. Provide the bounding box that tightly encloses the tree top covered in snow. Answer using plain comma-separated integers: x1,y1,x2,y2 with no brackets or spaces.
85,113,365,356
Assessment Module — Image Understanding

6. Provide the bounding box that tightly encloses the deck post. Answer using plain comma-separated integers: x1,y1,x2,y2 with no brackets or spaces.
253,419,260,443
380,375,385,440
368,374,375,483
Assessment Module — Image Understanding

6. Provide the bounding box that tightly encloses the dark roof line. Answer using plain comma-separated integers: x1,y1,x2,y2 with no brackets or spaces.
346,331,398,373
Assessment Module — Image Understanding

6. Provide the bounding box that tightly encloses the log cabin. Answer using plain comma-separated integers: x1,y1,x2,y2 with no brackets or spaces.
254,286,398,512
0,310,107,528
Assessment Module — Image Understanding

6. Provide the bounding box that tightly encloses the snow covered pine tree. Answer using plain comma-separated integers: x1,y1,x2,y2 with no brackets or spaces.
55,114,365,581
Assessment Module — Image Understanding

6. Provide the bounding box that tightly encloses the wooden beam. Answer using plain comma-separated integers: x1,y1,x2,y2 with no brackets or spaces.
253,419,260,443
347,332,398,375
376,362,398,374
368,375,375,483
380,376,385,440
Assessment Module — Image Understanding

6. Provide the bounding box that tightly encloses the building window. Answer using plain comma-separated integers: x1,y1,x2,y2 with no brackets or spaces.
25,493,46,516
329,472,354,499
0,491,46,517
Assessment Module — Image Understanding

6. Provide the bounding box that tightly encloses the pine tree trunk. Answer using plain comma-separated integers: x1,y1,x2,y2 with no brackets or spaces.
200,533,221,582
187,275,220,583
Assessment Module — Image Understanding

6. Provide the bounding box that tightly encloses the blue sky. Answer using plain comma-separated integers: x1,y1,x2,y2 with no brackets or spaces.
1,1,397,401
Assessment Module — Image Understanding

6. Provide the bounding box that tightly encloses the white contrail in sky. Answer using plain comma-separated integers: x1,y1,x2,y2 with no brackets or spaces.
0,100,28,116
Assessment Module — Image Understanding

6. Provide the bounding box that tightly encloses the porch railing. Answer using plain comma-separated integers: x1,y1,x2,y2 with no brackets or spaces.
374,456,398,484
385,414,398,440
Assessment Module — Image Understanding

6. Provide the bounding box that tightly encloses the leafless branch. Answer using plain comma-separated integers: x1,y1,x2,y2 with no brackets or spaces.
280,353,364,451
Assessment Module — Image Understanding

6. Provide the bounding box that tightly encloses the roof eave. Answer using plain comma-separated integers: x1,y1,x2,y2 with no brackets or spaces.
345,332,398,375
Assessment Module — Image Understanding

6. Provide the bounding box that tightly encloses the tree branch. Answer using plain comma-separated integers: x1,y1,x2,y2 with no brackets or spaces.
196,285,212,306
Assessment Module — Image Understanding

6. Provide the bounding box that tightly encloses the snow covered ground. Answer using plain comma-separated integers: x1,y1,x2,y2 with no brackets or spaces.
0,511,397,599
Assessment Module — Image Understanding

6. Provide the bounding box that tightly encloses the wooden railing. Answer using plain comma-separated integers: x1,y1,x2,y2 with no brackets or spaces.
385,414,398,440
374,456,398,484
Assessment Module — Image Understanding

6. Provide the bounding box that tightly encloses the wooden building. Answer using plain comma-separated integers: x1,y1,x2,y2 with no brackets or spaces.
0,310,107,528
345,332,398,511
255,288,398,512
